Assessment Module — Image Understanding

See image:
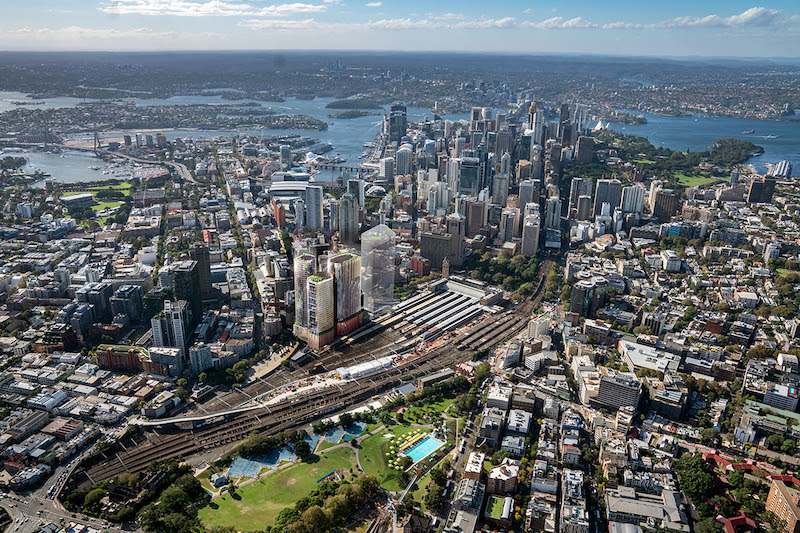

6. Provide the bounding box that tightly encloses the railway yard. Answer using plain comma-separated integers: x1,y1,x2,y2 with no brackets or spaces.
65,262,551,492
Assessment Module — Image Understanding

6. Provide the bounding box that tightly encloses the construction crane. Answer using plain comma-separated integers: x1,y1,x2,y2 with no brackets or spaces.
387,467,421,533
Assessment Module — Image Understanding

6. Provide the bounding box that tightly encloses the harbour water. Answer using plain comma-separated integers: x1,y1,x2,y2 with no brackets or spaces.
609,110,799,173
2,90,796,182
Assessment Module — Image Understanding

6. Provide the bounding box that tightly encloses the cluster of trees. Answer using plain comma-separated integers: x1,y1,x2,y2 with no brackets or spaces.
591,132,762,185
198,349,269,386
766,433,797,455
139,472,208,533
0,156,27,170
313,409,372,435
238,428,310,458
267,476,381,533
673,453,715,502
423,460,450,510
466,251,541,294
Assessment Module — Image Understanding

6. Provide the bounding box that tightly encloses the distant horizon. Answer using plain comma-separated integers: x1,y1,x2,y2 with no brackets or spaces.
0,49,798,63
1,2,799,57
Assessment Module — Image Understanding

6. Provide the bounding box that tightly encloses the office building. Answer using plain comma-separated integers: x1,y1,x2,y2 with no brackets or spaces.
110,285,143,323
151,300,190,358
492,173,510,207
593,179,622,218
379,157,394,181
747,177,777,204
459,157,482,197
447,213,466,267
328,252,362,335
621,185,646,215
361,224,395,315
347,178,366,211
575,136,594,163
76,281,114,323
568,178,592,211
396,145,413,176
545,197,561,231
519,179,537,210
293,253,316,333
595,370,642,411
522,205,540,257
338,192,359,244
299,185,323,230
389,104,407,144
190,243,213,298
653,190,679,222
306,273,335,350
280,145,292,170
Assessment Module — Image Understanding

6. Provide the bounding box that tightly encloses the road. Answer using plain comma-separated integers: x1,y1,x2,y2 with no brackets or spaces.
97,149,195,184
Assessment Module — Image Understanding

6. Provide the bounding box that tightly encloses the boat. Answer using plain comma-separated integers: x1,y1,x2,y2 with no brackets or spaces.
742,129,755,134
764,135,779,139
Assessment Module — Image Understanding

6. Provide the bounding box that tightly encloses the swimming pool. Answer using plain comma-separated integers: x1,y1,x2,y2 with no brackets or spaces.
403,436,445,463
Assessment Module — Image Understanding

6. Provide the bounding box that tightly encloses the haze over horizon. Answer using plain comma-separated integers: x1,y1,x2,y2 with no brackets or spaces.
2,0,800,58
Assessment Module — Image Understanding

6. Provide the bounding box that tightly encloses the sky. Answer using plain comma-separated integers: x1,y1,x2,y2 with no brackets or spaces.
1,0,799,57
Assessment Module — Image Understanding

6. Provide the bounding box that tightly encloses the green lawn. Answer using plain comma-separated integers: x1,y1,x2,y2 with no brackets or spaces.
403,397,455,425
486,495,506,519
674,172,719,187
409,471,432,508
358,424,419,491
633,159,656,164
91,201,123,211
777,269,797,278
198,447,358,532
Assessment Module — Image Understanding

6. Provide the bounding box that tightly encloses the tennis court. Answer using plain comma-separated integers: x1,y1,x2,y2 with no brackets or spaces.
226,457,262,477
324,422,367,444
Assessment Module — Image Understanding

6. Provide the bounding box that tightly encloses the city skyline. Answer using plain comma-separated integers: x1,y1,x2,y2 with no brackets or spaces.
0,1,799,57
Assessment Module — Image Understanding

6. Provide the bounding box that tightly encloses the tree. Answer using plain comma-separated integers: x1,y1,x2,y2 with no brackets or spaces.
424,485,444,509
294,440,311,458
695,518,724,533
474,361,491,383
700,428,720,446
83,487,106,513
430,467,446,487
338,412,353,429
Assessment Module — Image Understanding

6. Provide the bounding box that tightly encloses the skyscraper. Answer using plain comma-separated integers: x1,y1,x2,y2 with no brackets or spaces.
151,300,190,359
305,185,323,230
545,197,561,231
328,252,362,335
293,253,316,335
306,273,335,350
522,204,540,257
447,213,466,267
492,173,510,207
190,243,212,298
338,192,359,244
593,179,622,219
395,145,413,176
170,260,201,326
347,178,366,210
379,157,395,181
519,179,537,209
459,157,481,196
620,185,646,215
361,224,395,316
389,104,407,144
280,145,292,170
568,178,593,210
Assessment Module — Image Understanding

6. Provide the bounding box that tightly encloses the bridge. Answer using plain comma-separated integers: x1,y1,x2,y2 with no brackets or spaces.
311,162,376,171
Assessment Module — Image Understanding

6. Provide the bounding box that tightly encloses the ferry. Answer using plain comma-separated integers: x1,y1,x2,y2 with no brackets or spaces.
742,129,755,134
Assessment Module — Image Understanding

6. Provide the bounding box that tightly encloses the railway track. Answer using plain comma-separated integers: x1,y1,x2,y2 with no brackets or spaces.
74,265,557,485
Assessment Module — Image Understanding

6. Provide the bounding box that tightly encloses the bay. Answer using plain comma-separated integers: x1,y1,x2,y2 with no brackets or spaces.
609,111,799,173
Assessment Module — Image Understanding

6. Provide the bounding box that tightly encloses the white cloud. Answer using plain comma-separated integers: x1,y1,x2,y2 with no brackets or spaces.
100,0,328,17
365,1,381,7
603,7,798,30
235,5,798,35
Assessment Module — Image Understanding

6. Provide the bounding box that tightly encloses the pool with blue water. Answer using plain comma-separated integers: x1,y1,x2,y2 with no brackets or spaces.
403,436,445,463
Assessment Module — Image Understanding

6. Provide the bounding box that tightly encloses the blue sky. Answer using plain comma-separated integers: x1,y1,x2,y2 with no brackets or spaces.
1,1,799,57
